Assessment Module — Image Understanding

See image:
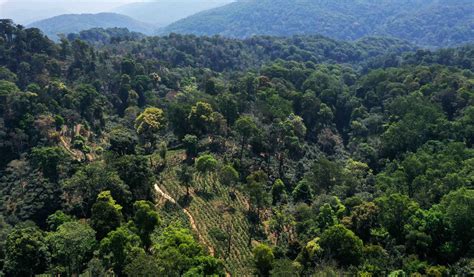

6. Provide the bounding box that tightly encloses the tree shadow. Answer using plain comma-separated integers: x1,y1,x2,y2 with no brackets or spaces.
178,194,192,208
195,190,215,200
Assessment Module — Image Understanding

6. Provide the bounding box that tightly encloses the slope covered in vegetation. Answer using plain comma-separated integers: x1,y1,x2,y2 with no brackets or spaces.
161,0,474,48
0,19,474,276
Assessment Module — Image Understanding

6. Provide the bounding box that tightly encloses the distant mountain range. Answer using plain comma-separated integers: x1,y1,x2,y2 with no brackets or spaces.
28,13,155,40
24,1,234,41
0,0,131,25
21,0,474,48
160,0,474,48
113,0,234,26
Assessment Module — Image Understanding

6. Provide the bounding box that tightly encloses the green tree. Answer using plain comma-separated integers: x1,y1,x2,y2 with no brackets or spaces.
219,164,239,192
320,224,364,266
316,203,338,231
292,180,312,204
275,114,307,176
110,154,154,200
438,188,474,258
296,237,323,271
121,59,136,76
134,107,166,152
47,221,96,276
195,154,218,173
271,179,286,205
270,259,301,277
132,201,160,250
247,170,270,215
188,101,223,136
235,115,258,163
381,95,446,158
0,67,17,82
269,207,294,245
182,134,198,162
183,256,225,276
253,243,274,277
306,157,344,193
73,84,105,127
91,191,123,240
178,164,194,196
124,248,163,276
61,162,131,217
0,80,19,96
343,202,379,242
100,226,141,275
154,226,205,276
109,127,137,155
4,223,50,277
217,92,239,125
46,210,74,231
375,194,419,243
30,146,68,181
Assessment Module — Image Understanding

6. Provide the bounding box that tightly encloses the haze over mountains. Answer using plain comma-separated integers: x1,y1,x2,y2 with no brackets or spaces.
17,0,233,41
3,0,474,47
0,0,137,25
27,13,155,40
113,0,234,26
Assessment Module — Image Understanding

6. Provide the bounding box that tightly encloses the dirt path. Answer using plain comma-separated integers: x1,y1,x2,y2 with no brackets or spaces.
154,184,215,256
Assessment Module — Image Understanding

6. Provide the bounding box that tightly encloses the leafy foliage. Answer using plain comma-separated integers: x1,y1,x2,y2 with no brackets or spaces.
0,18,473,276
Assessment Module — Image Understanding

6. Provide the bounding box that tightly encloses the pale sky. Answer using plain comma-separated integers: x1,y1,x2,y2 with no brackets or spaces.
0,0,232,24
1,0,148,24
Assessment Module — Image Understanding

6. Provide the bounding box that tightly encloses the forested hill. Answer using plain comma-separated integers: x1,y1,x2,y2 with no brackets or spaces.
28,13,155,41
73,29,417,71
1,19,474,276
160,0,474,48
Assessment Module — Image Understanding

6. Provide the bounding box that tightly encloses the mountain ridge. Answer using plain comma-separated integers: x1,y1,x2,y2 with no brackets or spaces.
160,0,474,48
28,12,155,40
113,0,234,26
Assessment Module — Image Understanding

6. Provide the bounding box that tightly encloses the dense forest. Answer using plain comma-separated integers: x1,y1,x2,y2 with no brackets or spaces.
162,0,474,48
0,19,474,276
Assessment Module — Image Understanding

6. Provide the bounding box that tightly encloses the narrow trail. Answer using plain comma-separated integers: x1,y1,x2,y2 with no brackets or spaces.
154,184,215,256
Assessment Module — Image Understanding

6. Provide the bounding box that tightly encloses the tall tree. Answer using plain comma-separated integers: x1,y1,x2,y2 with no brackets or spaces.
177,164,194,196
219,164,239,193
319,224,364,266
61,162,131,217
4,223,50,277
47,221,96,276
235,115,258,163
135,107,166,153
90,191,123,240
99,226,141,275
132,201,160,250
253,243,274,277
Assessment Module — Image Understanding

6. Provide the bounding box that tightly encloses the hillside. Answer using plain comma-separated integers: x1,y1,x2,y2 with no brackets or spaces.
113,0,234,26
1,20,474,276
161,0,474,48
154,150,255,275
28,13,155,40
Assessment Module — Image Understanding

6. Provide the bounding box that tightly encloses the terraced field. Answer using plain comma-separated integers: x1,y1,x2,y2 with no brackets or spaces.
155,151,254,275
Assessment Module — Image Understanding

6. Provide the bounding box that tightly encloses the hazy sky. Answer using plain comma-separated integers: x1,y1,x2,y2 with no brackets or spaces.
0,0,146,24
0,0,232,24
